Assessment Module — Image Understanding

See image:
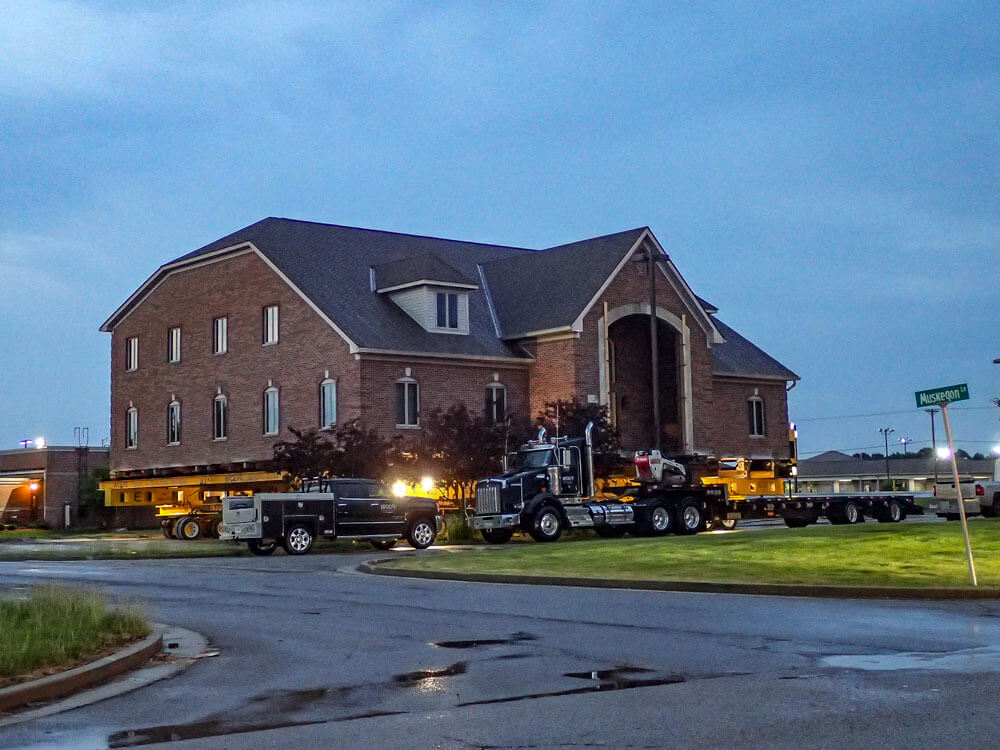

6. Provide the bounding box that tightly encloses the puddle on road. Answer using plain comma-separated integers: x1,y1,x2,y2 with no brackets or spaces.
432,632,537,649
823,645,1000,672
393,661,467,685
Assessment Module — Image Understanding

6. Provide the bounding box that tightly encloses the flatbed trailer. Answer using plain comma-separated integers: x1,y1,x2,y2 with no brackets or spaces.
709,491,922,528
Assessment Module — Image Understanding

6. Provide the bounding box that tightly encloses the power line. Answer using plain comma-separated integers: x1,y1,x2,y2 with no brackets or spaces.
796,405,995,423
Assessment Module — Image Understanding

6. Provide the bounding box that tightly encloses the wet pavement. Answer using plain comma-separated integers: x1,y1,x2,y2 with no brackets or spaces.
0,552,998,748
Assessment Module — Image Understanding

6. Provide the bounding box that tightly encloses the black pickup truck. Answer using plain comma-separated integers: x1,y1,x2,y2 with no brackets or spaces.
219,478,443,556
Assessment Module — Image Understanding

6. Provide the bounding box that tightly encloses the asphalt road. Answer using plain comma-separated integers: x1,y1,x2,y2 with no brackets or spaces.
2,548,1000,749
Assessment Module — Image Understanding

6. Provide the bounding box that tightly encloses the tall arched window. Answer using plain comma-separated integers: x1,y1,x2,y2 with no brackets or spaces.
167,399,181,445
748,397,765,437
263,385,279,435
213,393,228,440
125,406,138,449
395,378,419,427
319,378,337,429
485,383,506,423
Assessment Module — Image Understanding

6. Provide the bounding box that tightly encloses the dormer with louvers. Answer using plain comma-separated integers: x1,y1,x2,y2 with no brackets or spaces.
371,253,478,335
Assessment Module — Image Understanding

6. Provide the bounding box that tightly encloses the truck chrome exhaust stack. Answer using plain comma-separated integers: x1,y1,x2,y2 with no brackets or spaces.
584,421,595,500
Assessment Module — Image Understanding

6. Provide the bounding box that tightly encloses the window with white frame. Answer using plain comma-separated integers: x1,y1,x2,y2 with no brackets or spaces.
213,316,228,355
485,383,506,423
125,337,138,371
748,397,765,437
319,378,337,429
125,407,138,449
262,305,279,345
263,385,279,435
168,327,181,363
395,378,419,427
167,400,181,445
213,394,228,440
435,292,459,329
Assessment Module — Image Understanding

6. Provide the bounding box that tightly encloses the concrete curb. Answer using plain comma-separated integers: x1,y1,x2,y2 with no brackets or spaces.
0,626,164,713
359,559,1000,600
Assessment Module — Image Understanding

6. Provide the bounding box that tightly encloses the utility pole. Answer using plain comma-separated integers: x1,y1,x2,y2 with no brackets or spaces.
925,408,939,484
647,247,661,452
878,427,894,488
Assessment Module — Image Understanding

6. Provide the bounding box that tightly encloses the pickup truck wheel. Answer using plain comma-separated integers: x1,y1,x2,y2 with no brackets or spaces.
177,516,202,540
481,528,514,544
370,539,397,550
247,540,277,556
675,498,705,535
647,503,673,536
283,524,314,555
529,506,563,542
943,513,960,521
407,518,437,549
710,518,738,530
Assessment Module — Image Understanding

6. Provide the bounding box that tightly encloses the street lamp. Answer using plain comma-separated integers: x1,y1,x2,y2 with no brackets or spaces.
878,427,895,487
898,436,912,455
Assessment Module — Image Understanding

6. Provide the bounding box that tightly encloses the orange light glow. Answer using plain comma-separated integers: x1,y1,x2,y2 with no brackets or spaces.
28,482,39,492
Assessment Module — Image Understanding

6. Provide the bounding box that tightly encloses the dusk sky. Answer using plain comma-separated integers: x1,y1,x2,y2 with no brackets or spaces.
2,1,998,459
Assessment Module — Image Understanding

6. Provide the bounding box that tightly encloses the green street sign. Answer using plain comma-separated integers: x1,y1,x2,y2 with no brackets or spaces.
915,383,970,408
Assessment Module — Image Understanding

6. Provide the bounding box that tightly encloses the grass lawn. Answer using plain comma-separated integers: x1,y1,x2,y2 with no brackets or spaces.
0,585,149,687
382,521,1000,588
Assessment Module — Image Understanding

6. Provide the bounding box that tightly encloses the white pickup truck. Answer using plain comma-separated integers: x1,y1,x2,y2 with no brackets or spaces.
925,458,1000,520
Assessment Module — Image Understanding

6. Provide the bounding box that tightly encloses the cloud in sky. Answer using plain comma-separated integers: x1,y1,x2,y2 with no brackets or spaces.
0,0,998,454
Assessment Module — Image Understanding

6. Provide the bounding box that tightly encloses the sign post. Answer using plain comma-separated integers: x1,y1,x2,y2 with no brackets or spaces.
915,384,976,586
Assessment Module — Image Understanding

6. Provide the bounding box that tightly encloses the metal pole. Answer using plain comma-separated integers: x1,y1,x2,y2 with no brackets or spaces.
941,403,977,586
926,408,939,484
648,250,661,452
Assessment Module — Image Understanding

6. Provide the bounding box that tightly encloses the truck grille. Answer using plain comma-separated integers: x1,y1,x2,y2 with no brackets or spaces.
475,482,501,514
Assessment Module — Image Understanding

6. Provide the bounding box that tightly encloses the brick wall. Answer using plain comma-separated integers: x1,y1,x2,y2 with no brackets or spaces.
109,251,359,474
708,378,791,458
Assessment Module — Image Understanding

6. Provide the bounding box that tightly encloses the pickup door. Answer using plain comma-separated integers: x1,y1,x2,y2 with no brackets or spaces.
335,481,406,537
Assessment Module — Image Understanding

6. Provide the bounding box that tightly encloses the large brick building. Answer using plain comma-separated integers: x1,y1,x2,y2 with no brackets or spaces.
100,218,797,503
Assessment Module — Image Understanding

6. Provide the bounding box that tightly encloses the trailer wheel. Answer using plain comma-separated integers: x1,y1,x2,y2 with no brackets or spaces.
247,539,277,556
530,505,563,542
177,516,202,540
783,516,811,528
160,519,175,539
370,539,397,550
675,498,705,535
481,528,514,544
876,500,905,523
283,524,314,555
829,501,863,525
407,517,437,549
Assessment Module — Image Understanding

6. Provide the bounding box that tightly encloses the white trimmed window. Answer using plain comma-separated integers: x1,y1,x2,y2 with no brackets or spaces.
263,385,279,435
486,383,506,423
125,407,138,449
167,400,181,445
262,305,279,345
435,292,459,329
213,316,228,355
395,378,419,427
213,394,228,440
320,378,337,429
748,397,765,437
168,327,181,363
125,337,138,372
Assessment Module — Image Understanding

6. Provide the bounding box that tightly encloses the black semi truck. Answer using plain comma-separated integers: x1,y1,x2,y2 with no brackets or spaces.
470,423,921,543
220,478,443,555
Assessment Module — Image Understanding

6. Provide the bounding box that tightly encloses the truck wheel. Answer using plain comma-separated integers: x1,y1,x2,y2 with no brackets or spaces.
594,525,627,538
481,528,514,544
784,516,810,528
530,506,563,542
371,539,397,550
407,518,437,549
646,502,673,536
177,516,202,540
247,540,277,556
160,520,175,539
283,524,314,555
675,498,705,535
830,501,863,525
209,518,224,538
876,500,905,523
707,518,737,531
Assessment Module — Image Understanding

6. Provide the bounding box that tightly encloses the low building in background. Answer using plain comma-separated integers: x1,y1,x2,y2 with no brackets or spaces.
0,446,108,528
797,450,997,493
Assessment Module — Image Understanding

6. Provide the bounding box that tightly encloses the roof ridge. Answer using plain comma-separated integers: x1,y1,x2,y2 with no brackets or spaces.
265,216,536,253
540,226,649,252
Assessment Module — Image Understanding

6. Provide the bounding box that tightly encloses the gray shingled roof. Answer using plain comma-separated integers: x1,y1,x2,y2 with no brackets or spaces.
711,318,799,380
106,217,797,380
372,253,477,291
481,228,648,337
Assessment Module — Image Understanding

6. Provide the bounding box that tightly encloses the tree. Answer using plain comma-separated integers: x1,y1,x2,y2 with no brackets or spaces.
327,418,397,479
272,427,333,483
536,396,619,477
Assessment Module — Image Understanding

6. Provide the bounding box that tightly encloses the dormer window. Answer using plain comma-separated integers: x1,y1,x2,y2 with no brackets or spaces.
436,292,459,329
